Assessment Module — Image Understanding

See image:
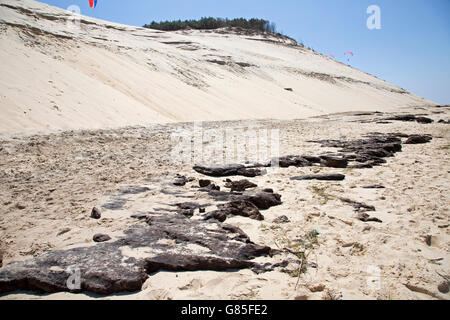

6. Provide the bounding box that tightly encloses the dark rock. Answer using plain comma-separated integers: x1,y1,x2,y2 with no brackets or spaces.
359,148,392,158
101,198,127,211
362,185,385,189
291,174,345,181
224,179,257,192
389,132,410,138
199,207,206,213
207,59,226,65
202,183,220,191
438,281,449,294
415,117,434,124
303,156,322,163
130,212,151,220
15,204,26,210
438,119,450,124
236,62,253,68
351,158,387,168
352,158,379,166
244,161,272,168
0,250,3,268
176,202,201,209
350,162,374,169
204,200,264,222
204,210,228,222
160,188,192,197
277,155,311,168
425,235,432,246
253,259,290,273
57,228,71,236
90,207,101,219
0,244,146,295
200,189,237,202
385,114,417,122
199,179,211,188
350,112,383,117
273,216,290,224
376,121,392,124
177,209,193,217
320,156,348,168
340,198,375,212
173,175,187,186
385,114,433,124
262,188,274,193
201,189,282,211
358,213,382,223
193,132,418,180
0,215,273,295
199,188,281,223
284,88,293,92
219,224,252,243
93,234,111,243
309,134,403,169
218,200,264,221
405,135,432,144
211,184,221,191
240,190,282,210
382,142,403,152
119,186,150,195
193,164,265,177
175,202,204,217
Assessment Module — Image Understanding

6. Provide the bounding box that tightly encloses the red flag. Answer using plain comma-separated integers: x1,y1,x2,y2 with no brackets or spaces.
89,0,94,8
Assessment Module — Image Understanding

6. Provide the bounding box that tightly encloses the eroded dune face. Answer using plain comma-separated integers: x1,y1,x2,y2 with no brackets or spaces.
0,0,434,135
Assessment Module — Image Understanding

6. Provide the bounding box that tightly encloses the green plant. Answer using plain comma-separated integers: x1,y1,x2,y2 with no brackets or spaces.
144,17,278,34
270,225,282,231
274,229,320,290
309,185,334,204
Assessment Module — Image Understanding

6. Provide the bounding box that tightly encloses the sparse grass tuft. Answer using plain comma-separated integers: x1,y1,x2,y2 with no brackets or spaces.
308,185,334,204
274,229,320,290
322,290,342,300
270,225,282,231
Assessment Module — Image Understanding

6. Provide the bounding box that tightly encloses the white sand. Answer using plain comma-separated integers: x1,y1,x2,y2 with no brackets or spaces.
0,114,449,300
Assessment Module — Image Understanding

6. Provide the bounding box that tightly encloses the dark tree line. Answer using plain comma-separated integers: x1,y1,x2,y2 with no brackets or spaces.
143,17,277,33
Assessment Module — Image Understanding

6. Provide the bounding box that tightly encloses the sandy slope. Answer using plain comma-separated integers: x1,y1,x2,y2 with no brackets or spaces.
0,0,435,136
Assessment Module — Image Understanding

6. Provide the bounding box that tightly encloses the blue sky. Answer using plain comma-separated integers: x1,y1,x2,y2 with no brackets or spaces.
38,0,449,104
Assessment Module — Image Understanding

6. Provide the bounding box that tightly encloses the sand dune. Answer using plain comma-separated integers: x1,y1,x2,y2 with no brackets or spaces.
0,0,434,136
